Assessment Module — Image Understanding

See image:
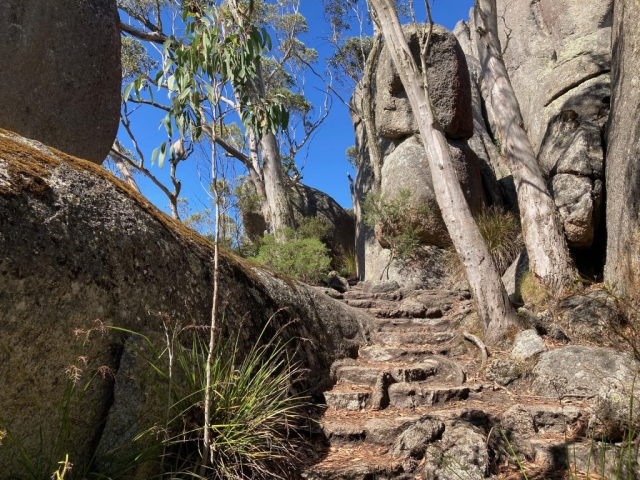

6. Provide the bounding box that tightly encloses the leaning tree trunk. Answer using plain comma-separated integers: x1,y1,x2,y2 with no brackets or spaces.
368,0,519,343
474,0,576,292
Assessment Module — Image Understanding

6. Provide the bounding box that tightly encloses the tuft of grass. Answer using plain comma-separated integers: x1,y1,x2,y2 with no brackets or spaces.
338,249,357,278
445,206,523,283
106,318,307,480
475,206,523,275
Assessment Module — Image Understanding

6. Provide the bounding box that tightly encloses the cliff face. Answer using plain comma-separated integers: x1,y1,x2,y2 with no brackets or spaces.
604,0,640,297
0,130,371,474
351,0,619,286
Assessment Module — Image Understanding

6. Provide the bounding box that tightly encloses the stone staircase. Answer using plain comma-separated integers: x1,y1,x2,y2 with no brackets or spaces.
301,282,590,480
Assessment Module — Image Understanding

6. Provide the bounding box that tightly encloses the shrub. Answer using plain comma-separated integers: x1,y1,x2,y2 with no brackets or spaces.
363,189,434,260
250,217,332,284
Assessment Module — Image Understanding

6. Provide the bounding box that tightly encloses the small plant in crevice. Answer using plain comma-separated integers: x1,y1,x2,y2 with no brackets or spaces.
363,189,435,279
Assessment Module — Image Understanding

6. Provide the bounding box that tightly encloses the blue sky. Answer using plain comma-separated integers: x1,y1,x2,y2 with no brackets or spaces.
119,1,475,216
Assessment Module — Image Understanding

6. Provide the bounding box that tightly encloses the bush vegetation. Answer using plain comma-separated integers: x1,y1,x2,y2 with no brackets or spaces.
363,189,434,261
250,217,332,284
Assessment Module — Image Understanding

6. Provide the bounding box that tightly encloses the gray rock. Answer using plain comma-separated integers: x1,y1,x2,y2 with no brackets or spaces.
511,329,547,361
375,24,473,140
486,0,612,247
557,289,621,340
485,358,525,386
532,345,640,440
502,251,530,303
378,136,486,249
532,346,636,399
552,174,596,247
423,420,489,480
392,417,445,459
0,131,371,474
0,0,121,163
327,271,349,293
363,280,400,294
604,0,640,298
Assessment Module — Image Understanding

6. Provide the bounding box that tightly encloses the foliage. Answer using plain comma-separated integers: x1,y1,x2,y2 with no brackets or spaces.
363,189,433,261
328,36,373,86
474,206,523,275
124,6,289,170
121,36,158,83
250,217,332,284
345,145,358,169
160,323,305,479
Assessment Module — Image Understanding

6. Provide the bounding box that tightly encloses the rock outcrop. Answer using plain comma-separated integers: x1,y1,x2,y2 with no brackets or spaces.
352,24,486,285
0,130,371,474
465,0,612,249
0,0,121,164
604,0,640,297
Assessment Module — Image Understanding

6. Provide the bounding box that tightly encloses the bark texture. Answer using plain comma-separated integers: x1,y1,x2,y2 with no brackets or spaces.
367,0,518,343
474,0,576,291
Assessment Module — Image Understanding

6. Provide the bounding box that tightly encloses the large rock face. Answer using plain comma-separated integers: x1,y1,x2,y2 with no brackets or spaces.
492,0,612,248
375,24,473,140
604,0,640,297
352,24,486,285
0,130,370,474
0,1,121,163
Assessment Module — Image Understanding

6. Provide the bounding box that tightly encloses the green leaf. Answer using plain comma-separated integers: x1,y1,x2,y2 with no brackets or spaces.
123,82,134,102
158,142,167,169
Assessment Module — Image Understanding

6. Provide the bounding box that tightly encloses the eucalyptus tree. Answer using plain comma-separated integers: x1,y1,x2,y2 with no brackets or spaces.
474,0,576,291
115,0,329,233
366,0,519,343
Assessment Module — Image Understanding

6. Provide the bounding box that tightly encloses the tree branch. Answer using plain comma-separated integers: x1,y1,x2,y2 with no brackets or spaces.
120,21,168,44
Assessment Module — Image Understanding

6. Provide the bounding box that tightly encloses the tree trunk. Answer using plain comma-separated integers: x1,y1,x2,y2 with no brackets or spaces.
474,0,576,292
261,131,295,233
368,0,518,343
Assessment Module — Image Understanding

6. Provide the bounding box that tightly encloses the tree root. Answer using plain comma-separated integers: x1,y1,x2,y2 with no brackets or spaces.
463,332,488,368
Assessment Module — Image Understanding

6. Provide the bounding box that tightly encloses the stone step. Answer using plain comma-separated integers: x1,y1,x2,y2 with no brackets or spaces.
373,317,452,332
319,411,424,447
301,445,404,480
388,383,477,409
370,329,457,346
358,345,439,363
333,360,439,387
324,384,372,411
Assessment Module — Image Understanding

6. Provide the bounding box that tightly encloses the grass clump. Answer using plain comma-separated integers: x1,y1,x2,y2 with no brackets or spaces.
106,319,306,480
474,206,523,274
446,206,523,283
250,217,332,284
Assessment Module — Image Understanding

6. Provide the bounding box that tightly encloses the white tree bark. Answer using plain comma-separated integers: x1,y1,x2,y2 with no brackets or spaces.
261,131,296,233
474,0,576,291
367,0,518,343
